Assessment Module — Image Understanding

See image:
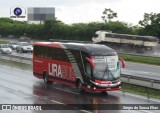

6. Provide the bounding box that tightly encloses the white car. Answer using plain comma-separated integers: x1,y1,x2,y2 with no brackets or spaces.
0,44,12,54
16,42,33,53
8,42,18,49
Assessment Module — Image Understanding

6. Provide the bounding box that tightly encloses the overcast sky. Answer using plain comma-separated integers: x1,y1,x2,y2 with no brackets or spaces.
0,0,160,25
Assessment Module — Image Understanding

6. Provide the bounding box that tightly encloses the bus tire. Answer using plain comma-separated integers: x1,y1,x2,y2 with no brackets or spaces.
16,49,19,52
76,80,84,93
43,72,53,84
21,48,24,53
101,91,108,96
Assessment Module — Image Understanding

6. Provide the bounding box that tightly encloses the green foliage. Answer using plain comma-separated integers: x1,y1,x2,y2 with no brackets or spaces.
0,16,158,41
101,8,117,23
0,18,30,37
105,21,133,34
119,54,160,66
122,83,160,99
139,13,160,38
0,17,136,41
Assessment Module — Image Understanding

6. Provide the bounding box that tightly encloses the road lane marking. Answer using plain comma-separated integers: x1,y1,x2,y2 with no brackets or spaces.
51,100,66,105
0,69,36,82
0,65,32,73
1,73,27,81
51,100,92,113
140,110,154,113
23,91,40,97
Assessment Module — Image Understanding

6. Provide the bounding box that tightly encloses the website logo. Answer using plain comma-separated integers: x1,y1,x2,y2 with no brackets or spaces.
14,7,22,16
10,6,26,18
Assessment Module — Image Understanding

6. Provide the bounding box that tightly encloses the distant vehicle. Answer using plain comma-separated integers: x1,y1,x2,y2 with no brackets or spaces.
16,42,33,53
92,30,158,52
8,42,18,49
7,35,15,38
19,36,30,43
0,44,12,54
33,42,125,94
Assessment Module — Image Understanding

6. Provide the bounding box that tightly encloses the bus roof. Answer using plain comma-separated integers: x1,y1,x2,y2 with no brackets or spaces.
34,42,117,56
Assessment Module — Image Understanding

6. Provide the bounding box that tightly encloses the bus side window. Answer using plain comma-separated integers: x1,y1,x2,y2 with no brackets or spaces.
34,46,42,57
52,48,69,62
81,51,92,77
42,47,47,58
47,47,53,59
70,50,83,67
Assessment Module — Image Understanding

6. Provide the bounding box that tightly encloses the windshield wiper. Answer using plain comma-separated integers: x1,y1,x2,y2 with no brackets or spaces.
101,65,109,80
101,64,116,80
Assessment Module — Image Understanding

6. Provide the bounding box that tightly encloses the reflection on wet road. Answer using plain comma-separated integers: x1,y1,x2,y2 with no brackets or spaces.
0,65,160,113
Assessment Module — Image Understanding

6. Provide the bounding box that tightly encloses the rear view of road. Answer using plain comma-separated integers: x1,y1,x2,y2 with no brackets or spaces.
0,65,159,113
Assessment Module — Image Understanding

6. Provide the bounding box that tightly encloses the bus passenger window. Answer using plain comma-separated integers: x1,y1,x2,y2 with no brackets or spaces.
86,63,91,76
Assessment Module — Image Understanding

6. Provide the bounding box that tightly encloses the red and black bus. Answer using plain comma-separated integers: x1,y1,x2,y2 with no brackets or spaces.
33,42,125,93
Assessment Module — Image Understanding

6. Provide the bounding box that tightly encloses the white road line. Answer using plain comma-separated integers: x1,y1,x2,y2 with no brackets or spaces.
51,100,66,105
140,110,154,113
51,100,92,113
0,73,26,81
0,65,32,73
23,91,40,97
80,110,92,113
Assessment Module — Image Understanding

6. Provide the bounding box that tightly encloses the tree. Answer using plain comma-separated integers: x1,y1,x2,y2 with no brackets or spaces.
101,8,117,23
139,13,155,27
139,13,160,38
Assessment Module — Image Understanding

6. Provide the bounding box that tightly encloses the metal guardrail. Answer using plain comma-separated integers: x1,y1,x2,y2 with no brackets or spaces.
121,74,160,90
121,82,160,99
121,74,160,99
121,74,160,84
0,54,160,93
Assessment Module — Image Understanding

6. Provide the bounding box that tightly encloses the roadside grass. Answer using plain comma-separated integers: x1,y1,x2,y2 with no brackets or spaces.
0,41,8,44
121,83,160,99
119,53,160,66
0,59,32,71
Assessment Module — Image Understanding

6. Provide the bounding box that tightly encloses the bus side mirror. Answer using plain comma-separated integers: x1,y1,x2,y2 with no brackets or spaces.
119,57,126,68
85,57,94,70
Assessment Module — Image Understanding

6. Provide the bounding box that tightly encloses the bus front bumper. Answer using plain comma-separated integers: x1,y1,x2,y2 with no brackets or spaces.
90,80,121,88
83,86,121,91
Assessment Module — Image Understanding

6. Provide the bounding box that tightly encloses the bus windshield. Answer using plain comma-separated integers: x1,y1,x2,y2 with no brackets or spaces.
92,56,120,81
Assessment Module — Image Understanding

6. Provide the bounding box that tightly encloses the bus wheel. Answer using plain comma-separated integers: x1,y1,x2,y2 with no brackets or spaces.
43,73,53,84
101,91,108,96
76,80,84,93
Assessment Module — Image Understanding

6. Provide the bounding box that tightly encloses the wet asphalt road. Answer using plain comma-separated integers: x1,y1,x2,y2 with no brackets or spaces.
122,62,160,80
0,65,160,113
